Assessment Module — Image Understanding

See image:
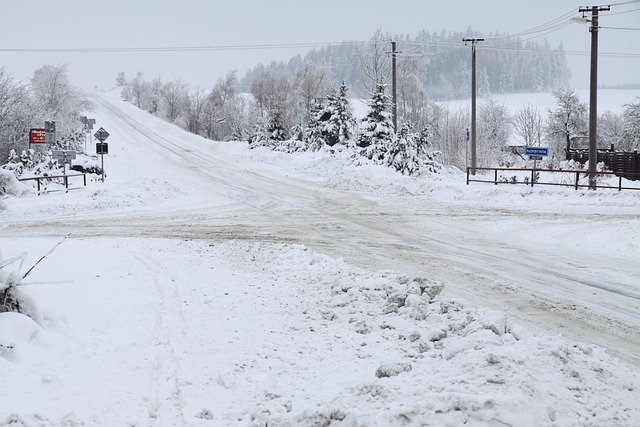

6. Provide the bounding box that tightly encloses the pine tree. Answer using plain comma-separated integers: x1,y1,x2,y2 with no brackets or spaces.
386,124,421,175
321,82,356,147
305,114,326,152
385,124,442,175
266,109,287,143
357,83,395,162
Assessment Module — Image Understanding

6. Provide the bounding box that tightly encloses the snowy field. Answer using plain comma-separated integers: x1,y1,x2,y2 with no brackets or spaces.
437,88,640,115
1,92,639,426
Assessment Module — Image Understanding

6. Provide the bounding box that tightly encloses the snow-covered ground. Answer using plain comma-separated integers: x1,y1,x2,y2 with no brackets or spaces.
437,88,640,115
1,92,639,426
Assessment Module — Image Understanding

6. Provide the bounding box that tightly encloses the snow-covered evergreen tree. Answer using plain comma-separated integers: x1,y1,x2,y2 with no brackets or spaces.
386,124,420,175
304,115,326,152
318,81,356,147
266,110,287,144
357,83,395,162
386,124,442,175
249,110,287,150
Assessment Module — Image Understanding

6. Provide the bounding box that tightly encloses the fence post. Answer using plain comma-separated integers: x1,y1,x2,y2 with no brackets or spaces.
83,173,87,187
531,169,535,187
575,171,580,190
466,167,470,185
494,169,498,185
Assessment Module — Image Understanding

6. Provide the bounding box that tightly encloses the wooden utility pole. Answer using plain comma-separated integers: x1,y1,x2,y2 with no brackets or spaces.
391,40,398,131
579,5,610,189
463,38,484,175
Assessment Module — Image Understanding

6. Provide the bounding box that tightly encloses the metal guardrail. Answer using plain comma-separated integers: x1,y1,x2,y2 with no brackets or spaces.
18,173,87,194
466,167,640,191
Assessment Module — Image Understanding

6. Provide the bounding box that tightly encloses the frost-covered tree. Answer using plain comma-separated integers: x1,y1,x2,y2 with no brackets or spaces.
359,28,391,95
397,53,429,131
162,79,187,124
429,105,469,170
317,81,356,147
296,65,331,124
185,86,208,135
622,99,640,151
477,98,511,167
205,71,249,141
545,88,588,160
251,70,298,135
129,71,148,109
0,67,37,162
598,111,624,151
513,104,542,147
30,64,92,151
357,83,395,162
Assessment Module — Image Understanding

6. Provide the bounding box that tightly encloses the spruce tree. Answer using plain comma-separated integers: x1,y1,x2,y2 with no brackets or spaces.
386,124,420,175
322,81,356,147
357,83,395,162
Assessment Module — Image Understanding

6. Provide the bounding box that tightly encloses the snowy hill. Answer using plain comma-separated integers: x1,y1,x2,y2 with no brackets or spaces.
437,88,640,115
1,92,639,426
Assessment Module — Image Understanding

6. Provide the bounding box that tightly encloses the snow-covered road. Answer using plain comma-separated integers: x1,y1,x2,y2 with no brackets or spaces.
1,92,639,426
5,93,639,364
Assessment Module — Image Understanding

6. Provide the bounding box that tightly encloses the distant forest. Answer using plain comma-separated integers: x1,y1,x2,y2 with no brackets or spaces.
240,29,571,100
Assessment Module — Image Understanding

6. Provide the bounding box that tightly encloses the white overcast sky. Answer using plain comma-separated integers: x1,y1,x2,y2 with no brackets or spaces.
1,0,638,92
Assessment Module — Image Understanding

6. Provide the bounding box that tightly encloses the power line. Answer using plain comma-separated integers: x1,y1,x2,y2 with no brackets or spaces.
600,26,640,30
0,41,365,54
483,8,576,40
604,6,640,15
608,0,640,5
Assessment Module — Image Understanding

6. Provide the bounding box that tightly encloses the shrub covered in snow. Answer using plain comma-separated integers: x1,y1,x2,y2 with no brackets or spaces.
0,169,30,196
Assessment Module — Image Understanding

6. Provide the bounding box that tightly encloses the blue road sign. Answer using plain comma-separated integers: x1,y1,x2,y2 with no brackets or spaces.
525,147,548,156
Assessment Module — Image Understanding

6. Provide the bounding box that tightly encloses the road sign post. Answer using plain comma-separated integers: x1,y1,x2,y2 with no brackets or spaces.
94,127,110,182
524,147,548,182
29,128,46,146
81,116,96,153
44,121,56,146
51,150,76,176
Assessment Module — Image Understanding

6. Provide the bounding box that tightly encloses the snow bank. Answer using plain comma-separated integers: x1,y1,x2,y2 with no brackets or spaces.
0,239,637,426
0,169,30,199
237,243,639,427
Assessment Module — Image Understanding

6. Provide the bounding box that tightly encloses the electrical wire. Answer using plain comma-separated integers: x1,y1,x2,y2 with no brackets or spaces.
482,8,576,40
0,41,364,53
608,0,640,6
600,26,640,30
604,6,640,15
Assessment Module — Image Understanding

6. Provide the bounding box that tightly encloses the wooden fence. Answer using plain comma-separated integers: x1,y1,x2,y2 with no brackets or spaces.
567,147,640,181
18,173,87,194
467,167,640,191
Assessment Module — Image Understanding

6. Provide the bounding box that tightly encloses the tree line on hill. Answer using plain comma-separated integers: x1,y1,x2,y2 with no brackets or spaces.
240,29,571,101
114,32,639,173
1,28,639,180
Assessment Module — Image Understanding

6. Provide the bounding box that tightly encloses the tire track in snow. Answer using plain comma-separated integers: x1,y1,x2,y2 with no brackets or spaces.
134,253,187,426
